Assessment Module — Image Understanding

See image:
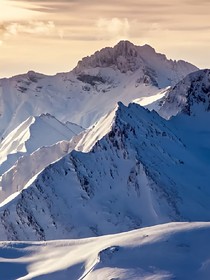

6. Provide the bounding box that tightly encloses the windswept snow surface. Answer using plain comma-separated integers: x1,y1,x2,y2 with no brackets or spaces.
0,222,210,280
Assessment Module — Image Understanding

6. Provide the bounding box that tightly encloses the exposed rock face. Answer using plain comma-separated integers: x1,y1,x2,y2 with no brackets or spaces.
74,40,198,88
75,41,142,73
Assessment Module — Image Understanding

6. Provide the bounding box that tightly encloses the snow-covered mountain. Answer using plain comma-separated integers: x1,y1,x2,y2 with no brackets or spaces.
0,41,198,138
0,97,210,241
1,222,210,280
0,114,83,204
75,40,197,88
0,113,82,174
158,69,210,119
0,140,74,205
0,42,210,279
0,114,81,163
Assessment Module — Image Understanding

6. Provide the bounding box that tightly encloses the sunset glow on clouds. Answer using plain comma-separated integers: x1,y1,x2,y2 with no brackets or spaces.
0,0,210,77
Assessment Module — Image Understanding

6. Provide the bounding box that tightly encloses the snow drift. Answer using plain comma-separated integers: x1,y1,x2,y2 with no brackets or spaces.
0,222,210,280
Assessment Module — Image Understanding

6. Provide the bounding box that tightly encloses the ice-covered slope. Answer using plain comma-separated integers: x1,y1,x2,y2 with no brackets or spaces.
0,222,210,280
0,41,198,137
0,101,210,241
158,69,210,119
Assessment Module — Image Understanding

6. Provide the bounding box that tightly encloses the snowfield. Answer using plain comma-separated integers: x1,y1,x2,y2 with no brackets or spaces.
0,222,210,280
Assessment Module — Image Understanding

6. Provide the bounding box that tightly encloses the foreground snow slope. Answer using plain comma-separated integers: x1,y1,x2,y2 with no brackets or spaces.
0,41,197,137
0,222,210,280
0,100,210,241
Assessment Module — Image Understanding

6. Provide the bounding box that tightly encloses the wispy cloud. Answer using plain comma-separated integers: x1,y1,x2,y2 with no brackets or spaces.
0,20,58,47
4,21,55,36
96,18,130,40
9,0,78,13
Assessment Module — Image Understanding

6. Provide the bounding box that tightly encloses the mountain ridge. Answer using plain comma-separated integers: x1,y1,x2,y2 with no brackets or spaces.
0,40,198,137
75,41,197,74
0,41,210,280
158,69,210,119
0,99,210,240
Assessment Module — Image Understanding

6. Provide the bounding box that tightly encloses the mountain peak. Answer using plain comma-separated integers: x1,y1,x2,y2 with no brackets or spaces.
114,40,135,48
74,40,198,88
113,40,137,57
74,40,142,73
115,39,134,45
74,40,160,74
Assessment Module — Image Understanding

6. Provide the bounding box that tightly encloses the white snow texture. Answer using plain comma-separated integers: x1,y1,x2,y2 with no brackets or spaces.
0,41,210,280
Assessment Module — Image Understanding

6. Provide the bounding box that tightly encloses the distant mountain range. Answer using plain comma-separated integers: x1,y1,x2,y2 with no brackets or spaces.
1,87,210,240
0,41,210,279
0,40,197,138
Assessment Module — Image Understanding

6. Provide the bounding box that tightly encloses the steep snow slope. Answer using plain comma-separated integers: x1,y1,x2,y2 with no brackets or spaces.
134,86,170,112
158,69,210,119
0,115,83,204
0,113,82,175
0,222,210,280
0,41,197,137
0,140,75,204
0,101,210,241
75,105,118,152
157,69,210,164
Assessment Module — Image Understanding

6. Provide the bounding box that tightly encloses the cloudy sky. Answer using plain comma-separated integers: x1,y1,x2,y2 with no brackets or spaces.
0,0,210,77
